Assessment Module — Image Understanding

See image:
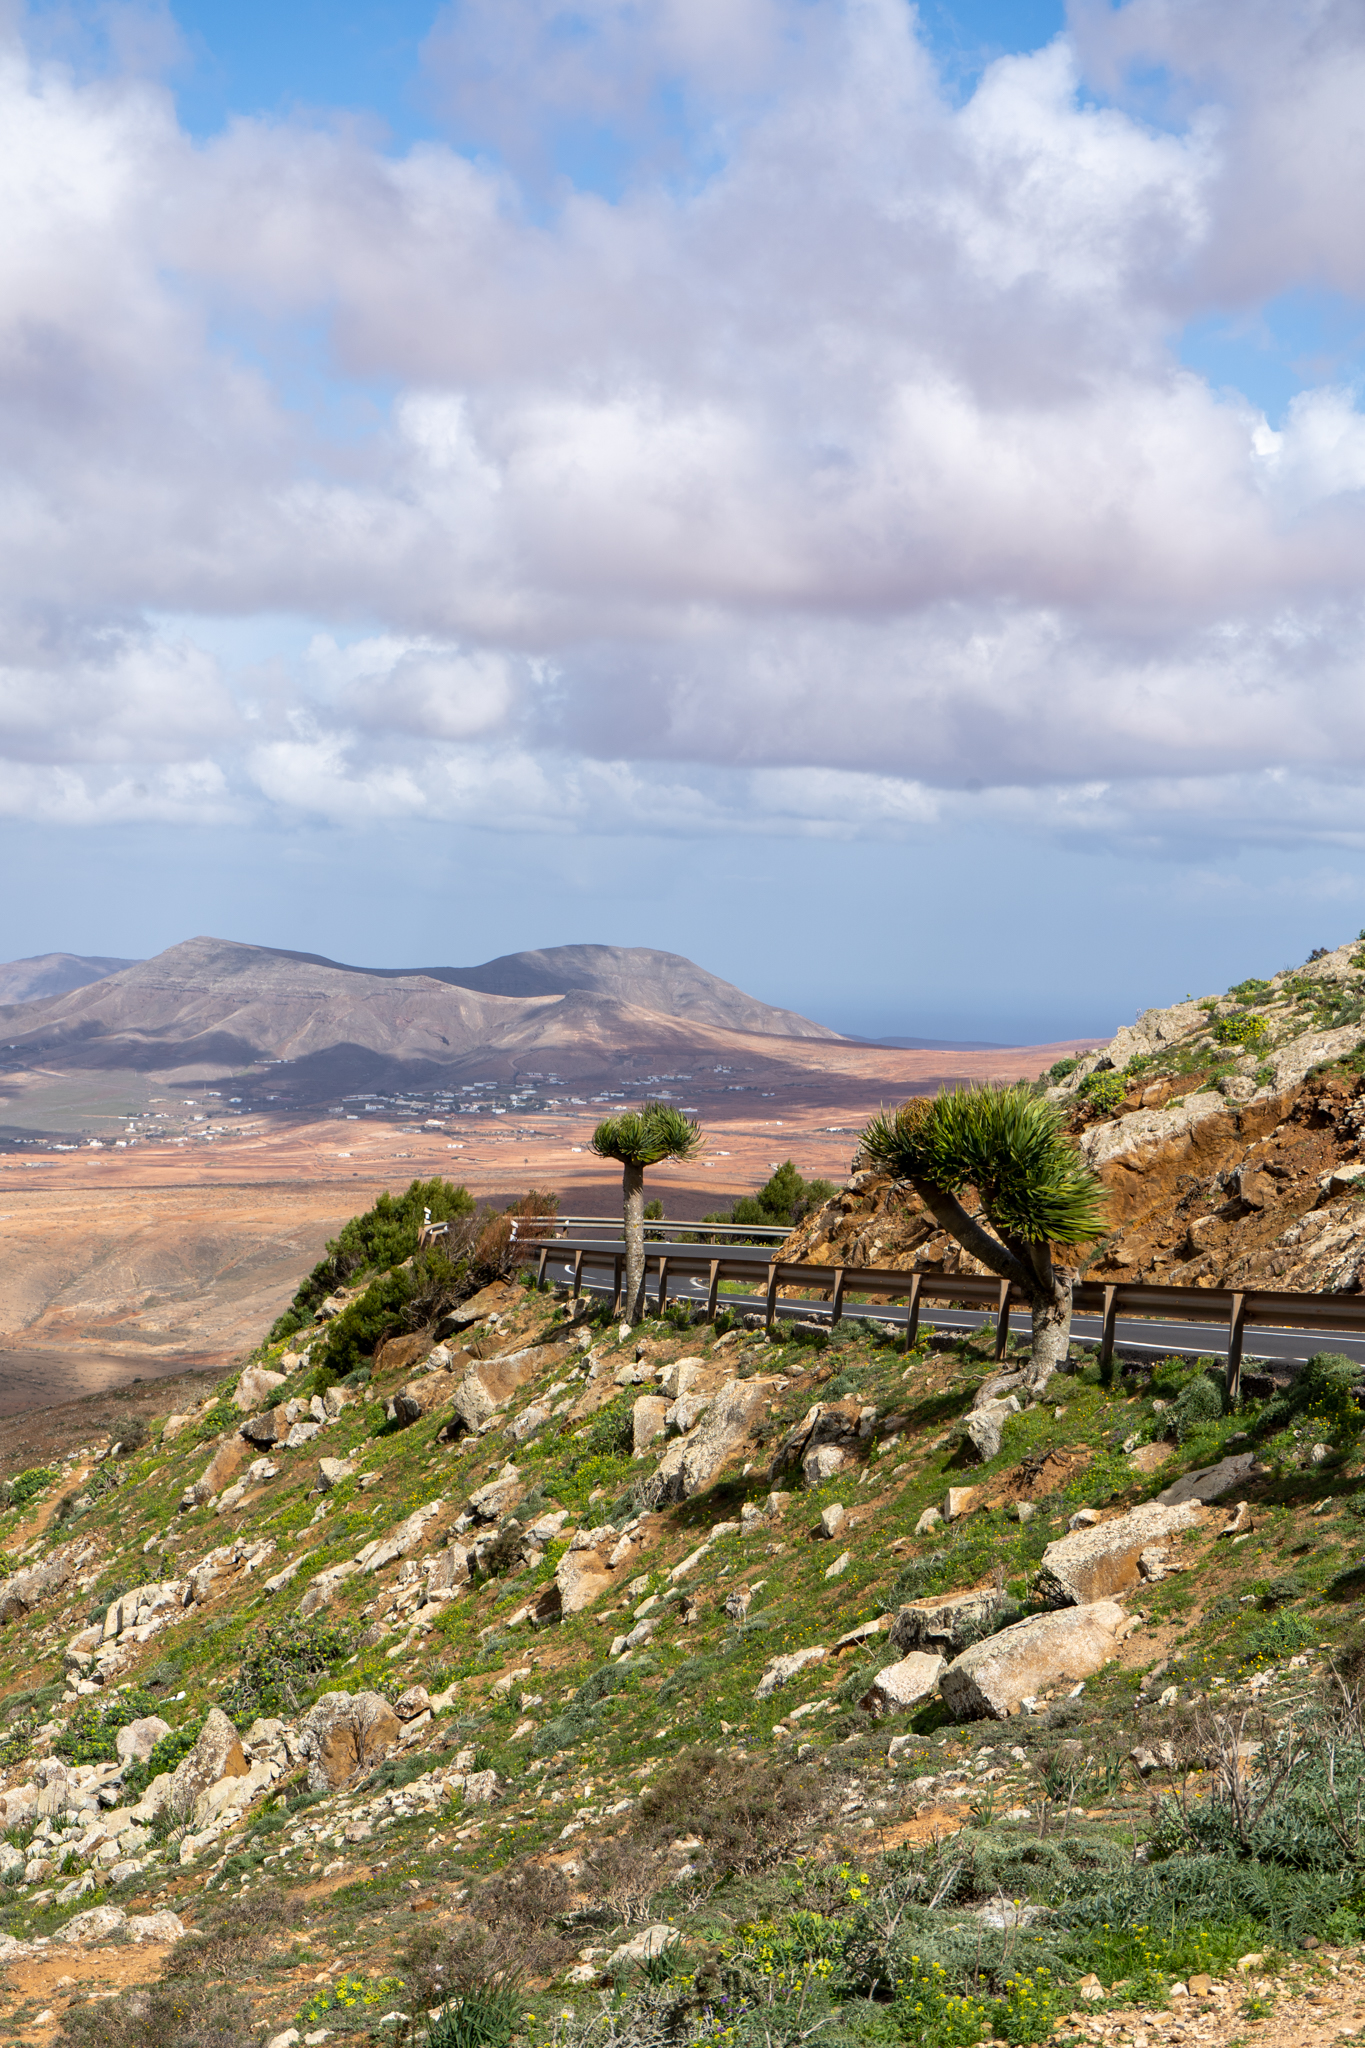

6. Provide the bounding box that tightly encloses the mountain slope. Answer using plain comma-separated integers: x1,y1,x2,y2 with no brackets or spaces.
0,954,139,1005
0,936,839,1091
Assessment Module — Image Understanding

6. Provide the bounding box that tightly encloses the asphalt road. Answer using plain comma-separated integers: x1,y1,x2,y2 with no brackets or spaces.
543,1248,1365,1369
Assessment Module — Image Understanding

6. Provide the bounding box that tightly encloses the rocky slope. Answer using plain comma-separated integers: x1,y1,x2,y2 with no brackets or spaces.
0,1196,1361,2043
781,933,1365,1295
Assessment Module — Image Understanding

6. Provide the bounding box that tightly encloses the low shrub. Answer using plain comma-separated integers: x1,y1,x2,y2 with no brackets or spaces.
1171,1371,1224,1441
1,1466,55,1510
218,1616,355,1721
54,1980,257,2048
54,1688,158,1766
1078,1071,1124,1114
632,1746,823,1878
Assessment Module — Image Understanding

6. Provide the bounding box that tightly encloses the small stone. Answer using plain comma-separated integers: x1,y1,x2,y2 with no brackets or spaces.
1067,1508,1100,1531
1014,1502,1035,1523
1187,1973,1212,1996
824,1550,851,1580
915,1506,943,1535
943,1487,981,1522
820,1503,846,1539
1219,1502,1253,1537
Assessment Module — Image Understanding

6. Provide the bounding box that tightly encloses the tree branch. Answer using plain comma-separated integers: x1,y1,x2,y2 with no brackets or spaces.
906,1177,1032,1293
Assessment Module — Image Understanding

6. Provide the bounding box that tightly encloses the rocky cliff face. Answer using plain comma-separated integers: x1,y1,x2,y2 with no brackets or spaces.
780,936,1365,1296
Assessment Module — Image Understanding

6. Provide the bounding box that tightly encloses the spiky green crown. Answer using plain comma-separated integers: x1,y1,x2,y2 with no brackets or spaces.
860,1084,1107,1249
590,1103,705,1169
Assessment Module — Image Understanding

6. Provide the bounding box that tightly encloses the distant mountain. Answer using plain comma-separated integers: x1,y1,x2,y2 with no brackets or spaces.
0,953,140,1005
0,936,841,1096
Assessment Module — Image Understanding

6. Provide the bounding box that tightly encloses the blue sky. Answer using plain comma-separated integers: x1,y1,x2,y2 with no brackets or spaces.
5,0,1365,1042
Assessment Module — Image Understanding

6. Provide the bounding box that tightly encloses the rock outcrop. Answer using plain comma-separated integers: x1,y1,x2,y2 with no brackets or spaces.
1034,1501,1202,1606
298,1691,401,1791
652,1378,775,1503
940,1601,1134,1719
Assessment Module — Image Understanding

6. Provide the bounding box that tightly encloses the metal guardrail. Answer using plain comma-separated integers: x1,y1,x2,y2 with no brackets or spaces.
520,1233,1365,1399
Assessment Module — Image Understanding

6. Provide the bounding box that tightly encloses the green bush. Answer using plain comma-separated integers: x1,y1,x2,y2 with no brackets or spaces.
1171,1371,1224,1440
54,1689,158,1765
269,1177,475,1341
1047,1057,1080,1083
122,1718,203,1800
218,1617,355,1721
1214,1012,1269,1049
1078,1071,1124,1114
705,1161,837,1233
1,1466,55,1510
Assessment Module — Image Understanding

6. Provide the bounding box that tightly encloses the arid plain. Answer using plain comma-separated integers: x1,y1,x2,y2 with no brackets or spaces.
0,1031,1092,1417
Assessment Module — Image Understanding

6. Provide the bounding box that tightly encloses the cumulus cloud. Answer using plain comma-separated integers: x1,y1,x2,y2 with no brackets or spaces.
1,0,1365,850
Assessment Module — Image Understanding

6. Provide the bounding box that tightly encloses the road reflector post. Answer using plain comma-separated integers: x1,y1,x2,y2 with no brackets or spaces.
1099,1285,1118,1378
765,1262,781,1331
656,1255,670,1315
906,1270,923,1347
571,1247,584,1300
831,1266,846,1325
706,1259,720,1322
994,1279,1011,1361
1227,1292,1247,1406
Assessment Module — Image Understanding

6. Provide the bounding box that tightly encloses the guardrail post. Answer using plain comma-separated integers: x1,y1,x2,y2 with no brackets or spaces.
1226,1293,1247,1406
656,1256,670,1315
706,1260,720,1322
536,1245,548,1288
612,1256,623,1317
765,1262,781,1331
571,1248,584,1301
1099,1286,1118,1379
831,1267,846,1325
994,1280,1011,1361
906,1271,923,1348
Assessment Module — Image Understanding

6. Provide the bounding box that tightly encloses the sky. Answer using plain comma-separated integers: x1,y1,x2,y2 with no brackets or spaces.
5,0,1365,1043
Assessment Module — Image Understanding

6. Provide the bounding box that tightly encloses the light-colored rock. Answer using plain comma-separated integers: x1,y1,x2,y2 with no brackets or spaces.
824,1549,852,1579
891,1586,1008,1657
285,1421,321,1449
508,1403,551,1442
356,1499,444,1571
964,1402,1017,1463
315,1458,354,1493
610,1923,681,1965
0,1556,72,1626
861,1653,946,1716
659,1358,704,1399
556,1547,612,1614
914,1506,943,1536
755,1645,827,1698
386,1377,451,1428
820,1503,846,1538
1035,1501,1201,1606
1127,1442,1172,1475
297,1691,401,1791
467,1468,524,1521
650,1378,772,1503
1067,1509,1101,1531
168,1709,247,1817
632,1395,670,1455
394,1685,431,1721
1220,1501,1254,1537
115,1716,170,1765
943,1486,982,1521
940,1601,1133,1720
180,1437,246,1511
665,1392,711,1435
234,1364,287,1411
803,1445,846,1485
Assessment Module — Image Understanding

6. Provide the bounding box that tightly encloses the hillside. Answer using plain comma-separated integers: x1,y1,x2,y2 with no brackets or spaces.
0,957,138,1007
0,1173,1361,2042
782,933,1365,1298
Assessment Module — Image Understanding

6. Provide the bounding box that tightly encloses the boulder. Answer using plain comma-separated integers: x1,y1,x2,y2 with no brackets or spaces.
179,1437,246,1511
357,1499,444,1571
632,1396,670,1455
169,1709,248,1815
239,1407,285,1449
943,1487,982,1521
651,1378,773,1504
940,1601,1134,1720
803,1445,847,1485
1035,1501,1202,1606
556,1547,612,1614
769,1398,867,1480
386,1377,449,1428
659,1358,705,1399
972,1372,1026,1410
508,1403,551,1442
437,1280,523,1332
610,1924,680,1965
665,1392,711,1435
755,1645,827,1699
861,1654,946,1716
115,1716,170,1766
450,1348,552,1435
374,1330,434,1376
890,1586,1008,1657
394,1685,431,1721
964,1397,1020,1464
1158,1453,1261,1506
820,1503,846,1538
234,1364,286,1412
298,1690,401,1791
467,1468,524,1522
315,1458,354,1493
0,1556,72,1626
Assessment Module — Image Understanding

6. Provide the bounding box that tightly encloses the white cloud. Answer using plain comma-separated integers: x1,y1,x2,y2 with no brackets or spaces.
1,2,1365,854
